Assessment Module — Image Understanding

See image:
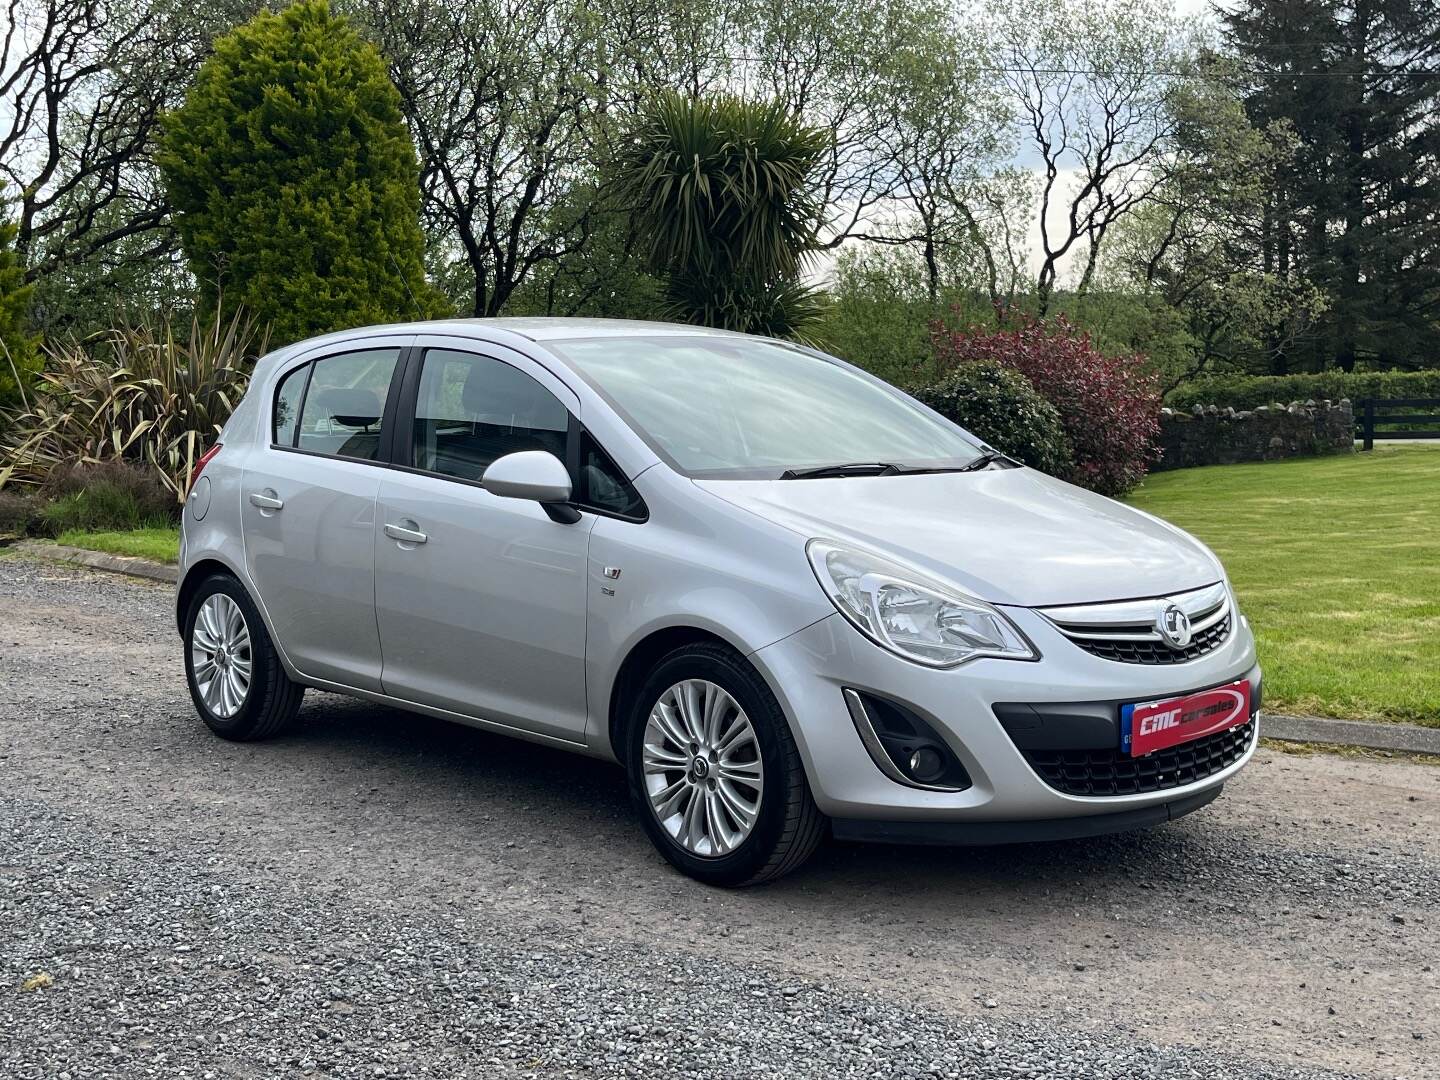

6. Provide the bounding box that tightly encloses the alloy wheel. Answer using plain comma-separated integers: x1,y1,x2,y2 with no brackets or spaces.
642,678,765,857
191,593,252,719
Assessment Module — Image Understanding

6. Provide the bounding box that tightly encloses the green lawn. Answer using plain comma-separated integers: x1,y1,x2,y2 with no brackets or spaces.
1127,446,1440,726
56,527,181,564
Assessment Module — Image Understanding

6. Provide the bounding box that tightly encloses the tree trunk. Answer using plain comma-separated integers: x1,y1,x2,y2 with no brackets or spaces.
472,267,489,318
1267,190,1291,375
1334,19,1369,373
1036,262,1056,318
923,235,939,307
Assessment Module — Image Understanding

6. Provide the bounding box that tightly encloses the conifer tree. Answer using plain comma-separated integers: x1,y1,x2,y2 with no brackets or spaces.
1224,0,1440,371
0,182,40,414
158,0,446,344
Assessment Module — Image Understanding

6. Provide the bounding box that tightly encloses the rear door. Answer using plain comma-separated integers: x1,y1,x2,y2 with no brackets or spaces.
373,339,594,742
242,337,411,691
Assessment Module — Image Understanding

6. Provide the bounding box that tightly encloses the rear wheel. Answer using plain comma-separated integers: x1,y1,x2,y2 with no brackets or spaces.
183,573,303,741
626,643,824,886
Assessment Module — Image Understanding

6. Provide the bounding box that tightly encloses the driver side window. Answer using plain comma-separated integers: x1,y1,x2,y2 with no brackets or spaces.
411,349,569,482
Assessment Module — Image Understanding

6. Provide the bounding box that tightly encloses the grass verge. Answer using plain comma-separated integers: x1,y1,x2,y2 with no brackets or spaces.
1127,445,1440,727
1259,738,1440,767
54,527,181,565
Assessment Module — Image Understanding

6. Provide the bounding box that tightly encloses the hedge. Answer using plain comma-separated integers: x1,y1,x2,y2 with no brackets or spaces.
1167,370,1440,412
911,361,1072,476
932,316,1161,496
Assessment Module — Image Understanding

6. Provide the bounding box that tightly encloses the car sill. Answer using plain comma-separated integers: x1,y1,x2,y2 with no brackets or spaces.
295,673,596,755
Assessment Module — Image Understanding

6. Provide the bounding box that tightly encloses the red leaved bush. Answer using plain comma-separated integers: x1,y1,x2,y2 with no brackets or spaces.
931,315,1162,496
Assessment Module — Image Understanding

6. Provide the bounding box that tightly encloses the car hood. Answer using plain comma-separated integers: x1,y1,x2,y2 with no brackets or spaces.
694,467,1222,608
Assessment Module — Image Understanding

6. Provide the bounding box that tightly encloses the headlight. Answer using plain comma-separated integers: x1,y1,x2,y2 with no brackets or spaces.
806,540,1038,667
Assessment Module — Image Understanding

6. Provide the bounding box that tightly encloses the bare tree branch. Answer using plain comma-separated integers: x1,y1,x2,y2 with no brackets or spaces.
1,0,244,295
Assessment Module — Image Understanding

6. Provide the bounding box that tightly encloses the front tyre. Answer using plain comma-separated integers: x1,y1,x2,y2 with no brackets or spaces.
183,573,303,741
626,643,824,886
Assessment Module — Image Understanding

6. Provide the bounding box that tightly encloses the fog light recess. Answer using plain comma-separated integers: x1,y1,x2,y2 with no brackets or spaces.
842,689,972,792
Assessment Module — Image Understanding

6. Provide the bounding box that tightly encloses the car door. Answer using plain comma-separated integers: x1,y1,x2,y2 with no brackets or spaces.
242,338,410,691
373,340,594,742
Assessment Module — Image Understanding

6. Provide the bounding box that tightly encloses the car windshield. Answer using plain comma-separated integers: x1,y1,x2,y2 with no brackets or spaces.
548,335,985,479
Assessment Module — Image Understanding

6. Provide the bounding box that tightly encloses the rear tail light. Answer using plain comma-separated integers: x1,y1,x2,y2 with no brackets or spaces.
190,443,222,490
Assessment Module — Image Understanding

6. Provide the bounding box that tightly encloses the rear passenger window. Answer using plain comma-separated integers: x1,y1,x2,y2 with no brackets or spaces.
273,363,310,446
411,349,569,481
297,349,400,461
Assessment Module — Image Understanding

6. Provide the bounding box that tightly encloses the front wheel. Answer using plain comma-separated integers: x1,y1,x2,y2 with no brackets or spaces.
183,573,303,741
626,643,824,886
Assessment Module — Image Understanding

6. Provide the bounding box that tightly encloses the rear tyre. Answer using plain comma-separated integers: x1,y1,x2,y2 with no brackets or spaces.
625,643,825,886
183,573,303,741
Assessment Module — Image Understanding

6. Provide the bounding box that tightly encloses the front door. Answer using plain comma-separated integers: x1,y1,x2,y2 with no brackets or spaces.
242,341,407,691
374,343,593,742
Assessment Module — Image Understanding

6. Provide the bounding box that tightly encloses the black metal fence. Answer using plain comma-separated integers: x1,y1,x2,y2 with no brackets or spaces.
1357,398,1440,450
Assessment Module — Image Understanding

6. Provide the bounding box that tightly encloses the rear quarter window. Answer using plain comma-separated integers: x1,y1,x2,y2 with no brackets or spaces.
272,363,310,446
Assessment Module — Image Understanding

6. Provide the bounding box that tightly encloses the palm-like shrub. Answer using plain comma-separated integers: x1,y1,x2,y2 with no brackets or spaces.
0,309,264,501
662,275,830,341
613,93,830,338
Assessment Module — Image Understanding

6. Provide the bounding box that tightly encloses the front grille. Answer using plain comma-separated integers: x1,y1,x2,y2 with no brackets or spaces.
1039,582,1235,666
1073,615,1231,665
1020,717,1255,797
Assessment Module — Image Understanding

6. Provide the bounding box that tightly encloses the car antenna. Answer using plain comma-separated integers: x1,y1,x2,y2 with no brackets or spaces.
390,253,425,321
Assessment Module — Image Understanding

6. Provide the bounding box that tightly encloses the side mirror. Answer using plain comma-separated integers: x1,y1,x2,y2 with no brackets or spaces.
481,450,580,523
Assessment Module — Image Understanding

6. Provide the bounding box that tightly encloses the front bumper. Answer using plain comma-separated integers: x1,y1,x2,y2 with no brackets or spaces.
833,784,1223,845
750,604,1260,826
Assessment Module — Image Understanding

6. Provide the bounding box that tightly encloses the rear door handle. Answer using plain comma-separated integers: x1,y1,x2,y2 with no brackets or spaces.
384,521,428,545
248,490,284,511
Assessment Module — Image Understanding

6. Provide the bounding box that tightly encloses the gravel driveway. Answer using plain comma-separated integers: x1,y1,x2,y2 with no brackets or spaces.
1,557,1436,1079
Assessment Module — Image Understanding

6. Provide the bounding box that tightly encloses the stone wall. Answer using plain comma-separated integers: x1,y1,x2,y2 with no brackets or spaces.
1154,399,1355,471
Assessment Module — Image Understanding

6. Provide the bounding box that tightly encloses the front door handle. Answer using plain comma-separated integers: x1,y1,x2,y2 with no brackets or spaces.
384,521,428,545
248,490,284,511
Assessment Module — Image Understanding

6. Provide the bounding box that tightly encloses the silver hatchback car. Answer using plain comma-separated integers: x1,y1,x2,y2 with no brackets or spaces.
178,318,1260,885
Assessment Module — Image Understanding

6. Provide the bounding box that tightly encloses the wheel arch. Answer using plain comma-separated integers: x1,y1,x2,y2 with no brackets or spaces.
606,625,750,762
177,554,307,686
176,557,241,637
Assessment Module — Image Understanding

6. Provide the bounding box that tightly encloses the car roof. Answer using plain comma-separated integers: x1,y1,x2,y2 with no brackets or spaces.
443,317,747,342
253,318,795,392
278,317,751,350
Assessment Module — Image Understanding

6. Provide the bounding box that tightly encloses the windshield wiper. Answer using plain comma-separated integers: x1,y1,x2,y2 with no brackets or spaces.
779,453,1011,480
780,462,911,480
954,450,1010,473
